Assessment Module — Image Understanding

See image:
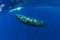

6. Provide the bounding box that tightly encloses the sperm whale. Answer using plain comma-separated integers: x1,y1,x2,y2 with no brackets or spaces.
9,7,44,26
15,13,44,26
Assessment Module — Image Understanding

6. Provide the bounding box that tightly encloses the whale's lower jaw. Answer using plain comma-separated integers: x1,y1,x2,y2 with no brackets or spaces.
15,13,44,27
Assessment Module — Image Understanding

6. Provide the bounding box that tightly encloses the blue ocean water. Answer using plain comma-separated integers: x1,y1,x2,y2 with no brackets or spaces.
0,0,60,40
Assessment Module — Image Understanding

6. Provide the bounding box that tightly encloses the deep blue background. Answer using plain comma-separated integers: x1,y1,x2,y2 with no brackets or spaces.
0,0,60,40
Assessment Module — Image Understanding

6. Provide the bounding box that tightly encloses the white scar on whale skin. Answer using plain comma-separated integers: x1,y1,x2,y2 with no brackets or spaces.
0,4,5,12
